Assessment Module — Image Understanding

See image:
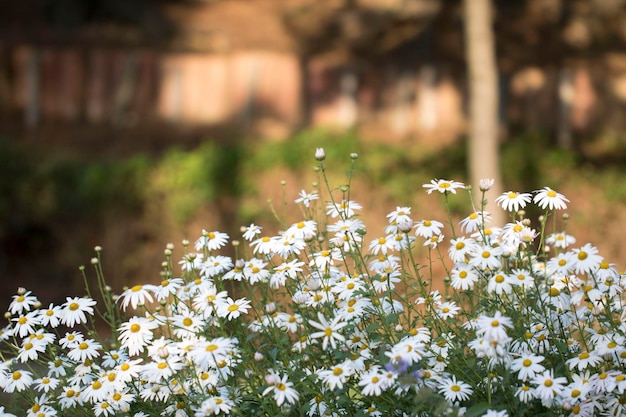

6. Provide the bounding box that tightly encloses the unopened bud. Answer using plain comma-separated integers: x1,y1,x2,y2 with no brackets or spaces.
479,178,494,191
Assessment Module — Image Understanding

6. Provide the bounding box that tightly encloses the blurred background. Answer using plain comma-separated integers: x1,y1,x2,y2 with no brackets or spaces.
2,0,626,311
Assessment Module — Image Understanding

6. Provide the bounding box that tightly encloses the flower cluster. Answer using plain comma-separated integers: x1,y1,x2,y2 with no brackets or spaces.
0,150,624,417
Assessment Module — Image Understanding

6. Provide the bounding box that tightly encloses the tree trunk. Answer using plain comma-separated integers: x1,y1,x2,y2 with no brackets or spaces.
463,0,505,226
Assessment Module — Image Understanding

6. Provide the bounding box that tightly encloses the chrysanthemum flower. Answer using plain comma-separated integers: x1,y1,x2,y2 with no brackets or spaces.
2,369,33,393
317,360,353,390
469,244,503,270
475,311,513,343
38,303,63,328
450,263,479,291
545,232,576,249
309,312,348,351
511,353,545,381
216,297,251,320
11,311,41,338
423,179,465,194
448,237,477,263
66,338,102,362
565,350,603,371
487,272,515,295
9,290,38,315
572,243,603,275
415,219,444,238
358,367,388,396
295,189,319,208
262,373,299,406
16,337,47,363
533,187,569,210
368,236,395,255
531,369,567,404
195,230,229,251
437,375,473,402
118,317,158,357
118,285,156,311
495,191,532,212
459,211,491,234
326,200,363,219
242,223,262,241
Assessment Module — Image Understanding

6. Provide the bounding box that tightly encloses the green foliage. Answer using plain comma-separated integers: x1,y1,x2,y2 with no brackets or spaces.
249,128,360,171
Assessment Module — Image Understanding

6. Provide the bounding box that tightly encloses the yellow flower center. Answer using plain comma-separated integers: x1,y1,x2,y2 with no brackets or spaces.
547,190,557,198
578,251,588,261
131,285,143,292
183,317,193,327
522,359,532,367
456,242,465,250
333,367,343,376
451,385,461,392
227,304,240,312
130,323,141,333
205,344,218,352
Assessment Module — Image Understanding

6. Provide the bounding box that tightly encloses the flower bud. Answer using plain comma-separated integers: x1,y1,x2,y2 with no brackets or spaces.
315,148,326,161
254,352,264,361
479,178,494,191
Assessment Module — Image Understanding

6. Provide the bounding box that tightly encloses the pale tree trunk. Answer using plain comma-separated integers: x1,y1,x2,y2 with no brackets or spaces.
463,0,505,226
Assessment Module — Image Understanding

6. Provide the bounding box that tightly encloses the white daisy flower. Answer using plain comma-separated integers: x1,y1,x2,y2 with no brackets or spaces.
262,372,299,406
309,312,348,351
423,179,465,194
437,374,473,402
495,191,532,212
533,187,569,210
118,285,156,311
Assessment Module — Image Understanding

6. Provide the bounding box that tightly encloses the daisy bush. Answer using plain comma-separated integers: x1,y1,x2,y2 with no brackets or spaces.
1,149,625,417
